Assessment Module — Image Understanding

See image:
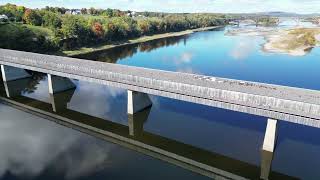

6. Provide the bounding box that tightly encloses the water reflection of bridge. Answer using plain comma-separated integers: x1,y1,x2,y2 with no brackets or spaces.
0,78,297,180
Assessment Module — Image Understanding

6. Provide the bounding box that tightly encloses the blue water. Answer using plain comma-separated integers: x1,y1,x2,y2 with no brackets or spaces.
1,22,320,180
77,24,320,179
82,26,320,90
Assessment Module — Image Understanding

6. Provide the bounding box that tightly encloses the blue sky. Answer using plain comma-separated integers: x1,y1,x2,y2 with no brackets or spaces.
1,0,320,14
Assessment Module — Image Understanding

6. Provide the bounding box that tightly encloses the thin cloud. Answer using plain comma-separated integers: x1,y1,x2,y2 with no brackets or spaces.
230,38,256,60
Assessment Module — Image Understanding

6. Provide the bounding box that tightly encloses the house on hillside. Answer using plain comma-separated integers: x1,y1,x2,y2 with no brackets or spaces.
65,10,81,15
72,10,81,15
127,11,137,18
0,14,8,21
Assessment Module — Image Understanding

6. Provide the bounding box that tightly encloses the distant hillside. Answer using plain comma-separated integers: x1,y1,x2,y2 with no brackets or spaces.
259,12,299,17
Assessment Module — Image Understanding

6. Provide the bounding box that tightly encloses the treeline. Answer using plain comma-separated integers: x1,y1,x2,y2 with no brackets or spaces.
0,3,228,52
253,16,279,26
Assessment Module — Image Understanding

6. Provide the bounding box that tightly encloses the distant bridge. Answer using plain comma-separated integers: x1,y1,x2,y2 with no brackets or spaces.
229,17,308,27
1,48,320,179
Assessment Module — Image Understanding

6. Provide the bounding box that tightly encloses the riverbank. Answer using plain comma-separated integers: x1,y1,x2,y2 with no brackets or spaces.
263,28,320,56
60,26,222,57
226,27,320,56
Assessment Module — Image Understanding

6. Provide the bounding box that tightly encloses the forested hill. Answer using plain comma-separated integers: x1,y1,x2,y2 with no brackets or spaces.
0,3,228,54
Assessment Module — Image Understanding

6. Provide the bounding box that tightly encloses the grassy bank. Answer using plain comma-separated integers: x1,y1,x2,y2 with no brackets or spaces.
60,26,222,57
0,23,53,39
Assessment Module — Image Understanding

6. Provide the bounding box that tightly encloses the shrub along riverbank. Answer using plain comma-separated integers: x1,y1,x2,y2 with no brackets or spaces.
0,23,58,53
0,3,229,55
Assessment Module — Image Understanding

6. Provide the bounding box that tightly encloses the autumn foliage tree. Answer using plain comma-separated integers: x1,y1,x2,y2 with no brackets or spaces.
92,22,104,39
42,11,62,28
23,9,42,25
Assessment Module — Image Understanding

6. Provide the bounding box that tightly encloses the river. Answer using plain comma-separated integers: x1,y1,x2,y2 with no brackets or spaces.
0,21,320,179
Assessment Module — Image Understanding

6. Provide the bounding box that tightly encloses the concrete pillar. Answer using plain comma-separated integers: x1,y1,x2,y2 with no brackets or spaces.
260,118,278,180
128,107,151,137
127,90,152,115
48,74,76,94
1,65,31,82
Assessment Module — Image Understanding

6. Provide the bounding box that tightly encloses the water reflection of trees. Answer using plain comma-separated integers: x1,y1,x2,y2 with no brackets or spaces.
23,72,46,93
76,35,189,63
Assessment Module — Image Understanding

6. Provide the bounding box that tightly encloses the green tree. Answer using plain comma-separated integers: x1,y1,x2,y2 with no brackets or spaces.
137,19,151,35
81,8,87,14
88,7,97,15
60,15,94,49
104,8,114,17
42,11,62,28
61,15,81,38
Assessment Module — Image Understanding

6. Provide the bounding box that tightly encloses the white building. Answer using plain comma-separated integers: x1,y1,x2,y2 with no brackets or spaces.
127,11,137,18
0,14,8,20
65,10,81,15
72,10,81,15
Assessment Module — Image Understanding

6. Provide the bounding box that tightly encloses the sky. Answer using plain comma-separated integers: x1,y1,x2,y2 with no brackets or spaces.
1,0,320,14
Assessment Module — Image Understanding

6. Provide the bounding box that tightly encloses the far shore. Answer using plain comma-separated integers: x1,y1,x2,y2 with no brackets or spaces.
59,26,223,57
226,27,320,56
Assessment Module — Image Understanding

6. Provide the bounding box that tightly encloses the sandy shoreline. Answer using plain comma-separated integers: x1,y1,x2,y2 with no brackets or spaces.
263,31,311,56
60,26,223,57
226,27,320,56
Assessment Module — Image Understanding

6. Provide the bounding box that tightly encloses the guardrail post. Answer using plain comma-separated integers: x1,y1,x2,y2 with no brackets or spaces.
1,65,31,82
261,118,278,180
127,90,152,115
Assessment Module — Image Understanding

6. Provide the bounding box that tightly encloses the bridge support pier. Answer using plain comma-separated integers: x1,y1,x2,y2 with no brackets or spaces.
1,65,31,82
127,90,152,115
47,74,76,94
260,118,278,180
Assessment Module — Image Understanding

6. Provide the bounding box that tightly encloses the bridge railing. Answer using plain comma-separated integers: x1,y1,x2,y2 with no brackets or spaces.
0,48,319,124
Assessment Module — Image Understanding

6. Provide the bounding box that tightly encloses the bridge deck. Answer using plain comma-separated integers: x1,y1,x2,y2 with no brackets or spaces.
1,48,320,126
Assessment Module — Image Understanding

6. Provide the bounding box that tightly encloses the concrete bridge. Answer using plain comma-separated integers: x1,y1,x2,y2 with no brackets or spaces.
1,48,320,179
